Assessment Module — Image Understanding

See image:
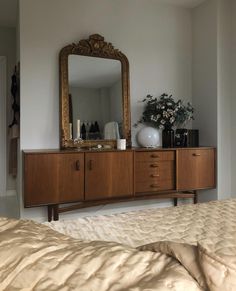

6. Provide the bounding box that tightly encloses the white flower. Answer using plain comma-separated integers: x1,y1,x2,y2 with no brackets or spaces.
161,120,166,124
167,109,174,115
163,111,169,118
159,125,165,129
170,117,175,123
151,115,158,122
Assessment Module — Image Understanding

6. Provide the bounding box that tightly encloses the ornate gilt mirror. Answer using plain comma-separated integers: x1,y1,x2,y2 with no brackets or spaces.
59,34,131,149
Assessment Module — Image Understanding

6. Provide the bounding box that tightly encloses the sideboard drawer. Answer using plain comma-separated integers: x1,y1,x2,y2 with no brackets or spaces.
135,151,175,162
136,179,175,193
135,151,175,194
135,161,174,182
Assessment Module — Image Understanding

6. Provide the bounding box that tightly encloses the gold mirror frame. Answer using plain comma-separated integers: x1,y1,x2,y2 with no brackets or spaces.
59,34,131,149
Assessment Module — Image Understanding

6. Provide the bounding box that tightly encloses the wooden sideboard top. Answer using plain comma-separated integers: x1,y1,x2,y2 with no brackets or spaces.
23,146,215,154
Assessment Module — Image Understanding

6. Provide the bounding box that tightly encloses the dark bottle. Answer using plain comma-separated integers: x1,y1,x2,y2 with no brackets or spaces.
94,121,100,133
89,122,95,133
81,123,86,140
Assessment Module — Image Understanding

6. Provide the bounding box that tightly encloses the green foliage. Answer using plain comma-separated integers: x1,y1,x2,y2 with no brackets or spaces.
135,93,194,130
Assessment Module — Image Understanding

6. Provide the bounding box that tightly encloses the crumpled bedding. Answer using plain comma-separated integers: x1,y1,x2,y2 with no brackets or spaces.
0,217,203,291
45,199,236,248
1,199,236,291
45,199,236,290
139,237,236,291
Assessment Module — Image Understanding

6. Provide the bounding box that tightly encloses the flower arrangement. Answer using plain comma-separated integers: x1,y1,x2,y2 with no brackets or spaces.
135,93,194,130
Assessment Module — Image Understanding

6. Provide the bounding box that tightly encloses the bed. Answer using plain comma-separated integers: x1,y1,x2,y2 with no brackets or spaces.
0,199,236,290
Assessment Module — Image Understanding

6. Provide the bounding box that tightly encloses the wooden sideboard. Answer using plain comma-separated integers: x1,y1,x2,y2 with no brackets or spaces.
23,147,216,221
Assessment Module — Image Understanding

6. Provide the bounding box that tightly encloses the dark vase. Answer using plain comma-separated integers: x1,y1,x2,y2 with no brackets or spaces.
162,127,174,148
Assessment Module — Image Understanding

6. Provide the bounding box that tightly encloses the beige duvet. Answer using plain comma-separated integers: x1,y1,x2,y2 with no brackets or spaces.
0,217,203,291
1,199,236,290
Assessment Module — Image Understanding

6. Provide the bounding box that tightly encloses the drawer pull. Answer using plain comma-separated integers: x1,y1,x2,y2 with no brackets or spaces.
151,154,159,158
75,160,80,171
151,174,160,177
150,184,159,188
150,164,159,168
193,153,201,157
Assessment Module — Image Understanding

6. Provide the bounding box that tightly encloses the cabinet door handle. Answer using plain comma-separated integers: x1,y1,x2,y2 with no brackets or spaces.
151,174,160,177
150,184,159,188
151,154,159,158
88,160,93,170
193,153,201,157
150,164,159,168
75,160,80,171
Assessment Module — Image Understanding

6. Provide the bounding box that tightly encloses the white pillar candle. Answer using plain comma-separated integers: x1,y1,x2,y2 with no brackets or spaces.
69,123,72,139
117,139,126,150
77,119,81,139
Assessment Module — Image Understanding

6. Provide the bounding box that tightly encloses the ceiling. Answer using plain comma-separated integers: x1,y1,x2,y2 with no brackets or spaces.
159,0,207,8
0,0,18,27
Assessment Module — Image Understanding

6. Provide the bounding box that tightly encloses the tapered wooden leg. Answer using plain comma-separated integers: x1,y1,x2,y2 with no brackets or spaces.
53,204,59,221
48,205,53,222
174,198,178,206
194,191,198,204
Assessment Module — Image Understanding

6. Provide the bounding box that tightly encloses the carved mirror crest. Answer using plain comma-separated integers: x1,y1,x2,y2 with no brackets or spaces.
59,34,131,149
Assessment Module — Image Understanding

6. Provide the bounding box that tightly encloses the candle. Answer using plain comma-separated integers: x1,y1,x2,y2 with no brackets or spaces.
77,119,81,139
69,123,72,139
117,139,126,150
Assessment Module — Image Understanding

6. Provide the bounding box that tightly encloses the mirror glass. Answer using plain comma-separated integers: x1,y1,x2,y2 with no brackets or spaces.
68,55,123,141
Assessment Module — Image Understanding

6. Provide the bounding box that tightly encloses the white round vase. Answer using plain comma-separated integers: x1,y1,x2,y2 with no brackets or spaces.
137,127,161,148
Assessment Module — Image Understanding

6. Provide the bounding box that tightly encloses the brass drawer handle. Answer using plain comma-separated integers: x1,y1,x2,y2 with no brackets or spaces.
150,184,159,188
151,154,159,158
150,164,159,168
193,153,201,157
75,160,80,171
151,174,160,177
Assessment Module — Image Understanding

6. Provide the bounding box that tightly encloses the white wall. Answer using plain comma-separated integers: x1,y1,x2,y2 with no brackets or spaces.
217,0,232,199
192,0,218,201
0,27,16,193
192,0,218,147
231,0,236,196
19,0,192,220
192,0,234,200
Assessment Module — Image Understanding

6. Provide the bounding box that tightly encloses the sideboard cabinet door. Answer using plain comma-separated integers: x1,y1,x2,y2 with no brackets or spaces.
85,152,134,200
24,153,59,206
177,149,215,191
58,153,84,203
24,153,85,207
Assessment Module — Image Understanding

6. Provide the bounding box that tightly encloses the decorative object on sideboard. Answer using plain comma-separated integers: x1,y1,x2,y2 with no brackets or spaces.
174,129,199,147
136,127,161,148
162,126,174,148
59,34,131,149
117,139,126,150
187,129,199,147
174,99,194,147
174,129,188,147
135,93,194,148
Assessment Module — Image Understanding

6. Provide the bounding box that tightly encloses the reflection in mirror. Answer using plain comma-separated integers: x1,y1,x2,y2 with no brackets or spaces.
68,55,123,141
